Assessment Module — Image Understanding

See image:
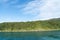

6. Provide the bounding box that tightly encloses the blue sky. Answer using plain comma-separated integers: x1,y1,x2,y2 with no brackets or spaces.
0,0,60,22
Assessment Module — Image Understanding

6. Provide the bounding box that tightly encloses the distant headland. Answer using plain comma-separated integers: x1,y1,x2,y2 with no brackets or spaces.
0,18,60,32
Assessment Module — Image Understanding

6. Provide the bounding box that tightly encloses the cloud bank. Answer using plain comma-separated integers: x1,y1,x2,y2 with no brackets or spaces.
23,0,60,20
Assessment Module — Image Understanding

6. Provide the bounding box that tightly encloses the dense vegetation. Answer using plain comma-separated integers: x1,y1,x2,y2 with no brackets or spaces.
0,18,60,31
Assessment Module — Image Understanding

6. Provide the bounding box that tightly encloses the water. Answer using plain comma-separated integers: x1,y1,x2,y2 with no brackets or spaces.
0,30,60,40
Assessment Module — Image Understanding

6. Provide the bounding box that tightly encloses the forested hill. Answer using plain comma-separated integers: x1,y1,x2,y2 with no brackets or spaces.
0,18,60,31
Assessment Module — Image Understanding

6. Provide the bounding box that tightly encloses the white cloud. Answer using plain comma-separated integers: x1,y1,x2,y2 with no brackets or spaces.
22,0,60,20
22,0,44,15
39,0,60,20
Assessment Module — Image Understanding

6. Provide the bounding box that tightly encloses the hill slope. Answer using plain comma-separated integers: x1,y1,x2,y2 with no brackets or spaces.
0,18,60,32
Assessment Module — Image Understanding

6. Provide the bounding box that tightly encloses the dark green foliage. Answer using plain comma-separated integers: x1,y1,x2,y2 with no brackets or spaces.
0,18,60,30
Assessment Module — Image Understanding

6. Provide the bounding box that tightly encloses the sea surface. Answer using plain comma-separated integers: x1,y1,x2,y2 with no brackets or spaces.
0,30,60,40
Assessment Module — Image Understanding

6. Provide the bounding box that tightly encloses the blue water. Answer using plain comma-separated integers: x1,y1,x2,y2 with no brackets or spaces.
0,30,60,40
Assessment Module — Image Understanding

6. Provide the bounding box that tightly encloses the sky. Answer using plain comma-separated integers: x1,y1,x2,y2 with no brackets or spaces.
0,0,60,22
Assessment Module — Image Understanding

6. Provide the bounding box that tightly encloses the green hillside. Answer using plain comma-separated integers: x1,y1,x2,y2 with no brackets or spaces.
0,18,60,32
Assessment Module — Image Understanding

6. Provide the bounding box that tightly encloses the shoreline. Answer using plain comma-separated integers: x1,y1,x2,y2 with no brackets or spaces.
0,29,60,32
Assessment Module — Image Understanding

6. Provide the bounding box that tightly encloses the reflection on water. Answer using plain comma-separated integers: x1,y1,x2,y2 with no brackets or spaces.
0,30,60,40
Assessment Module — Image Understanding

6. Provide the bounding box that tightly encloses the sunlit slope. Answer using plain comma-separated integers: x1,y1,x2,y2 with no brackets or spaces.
0,18,60,31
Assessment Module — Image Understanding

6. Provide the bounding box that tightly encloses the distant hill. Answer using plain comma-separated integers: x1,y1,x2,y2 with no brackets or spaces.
0,18,60,32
